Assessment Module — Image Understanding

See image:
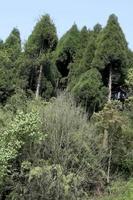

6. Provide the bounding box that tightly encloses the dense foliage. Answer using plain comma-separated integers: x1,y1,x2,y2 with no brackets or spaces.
0,13,133,199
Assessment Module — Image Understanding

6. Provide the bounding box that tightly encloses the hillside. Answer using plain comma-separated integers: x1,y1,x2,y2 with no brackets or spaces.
0,14,133,199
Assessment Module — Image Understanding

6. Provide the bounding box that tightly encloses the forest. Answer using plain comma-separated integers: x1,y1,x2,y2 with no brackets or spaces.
0,14,133,199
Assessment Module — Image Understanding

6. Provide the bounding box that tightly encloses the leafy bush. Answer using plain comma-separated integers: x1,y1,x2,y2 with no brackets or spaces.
99,179,133,200
0,109,43,185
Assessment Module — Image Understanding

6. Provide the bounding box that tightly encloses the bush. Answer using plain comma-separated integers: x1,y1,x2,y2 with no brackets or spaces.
98,179,133,200
8,93,105,199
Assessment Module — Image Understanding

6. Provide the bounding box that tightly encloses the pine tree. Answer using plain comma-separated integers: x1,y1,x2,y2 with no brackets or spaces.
67,24,105,114
4,28,21,62
78,24,102,74
92,14,128,101
78,26,89,58
0,29,21,103
68,24,102,88
68,26,89,86
0,50,13,103
24,15,58,99
55,24,80,78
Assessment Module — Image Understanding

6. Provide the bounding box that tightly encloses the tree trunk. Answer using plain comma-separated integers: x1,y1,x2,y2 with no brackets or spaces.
107,149,112,184
35,65,43,99
108,65,112,102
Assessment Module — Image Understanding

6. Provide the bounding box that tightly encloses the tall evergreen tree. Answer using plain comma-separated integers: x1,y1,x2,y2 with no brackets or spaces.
0,28,21,103
23,15,58,99
0,50,14,103
55,24,80,78
4,28,21,62
77,26,89,59
67,24,105,115
78,24,102,74
68,26,90,85
68,24,102,89
92,14,128,101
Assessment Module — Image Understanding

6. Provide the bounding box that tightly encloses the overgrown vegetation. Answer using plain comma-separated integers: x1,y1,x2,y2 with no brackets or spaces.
0,13,133,199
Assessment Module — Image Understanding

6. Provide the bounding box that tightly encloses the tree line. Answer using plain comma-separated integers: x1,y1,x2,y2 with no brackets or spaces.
0,14,133,111
0,14,133,199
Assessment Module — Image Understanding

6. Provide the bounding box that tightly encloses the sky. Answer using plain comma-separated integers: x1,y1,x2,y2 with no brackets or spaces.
0,0,133,49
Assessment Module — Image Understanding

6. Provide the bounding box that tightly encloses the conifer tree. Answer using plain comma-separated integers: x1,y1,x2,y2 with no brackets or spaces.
68,26,89,86
55,24,80,78
0,50,13,103
68,24,102,88
4,28,21,62
68,24,104,114
71,68,107,116
92,14,128,101
78,24,102,74
24,15,58,99
0,29,21,103
78,26,89,58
